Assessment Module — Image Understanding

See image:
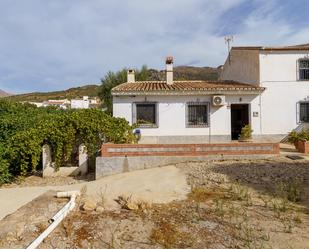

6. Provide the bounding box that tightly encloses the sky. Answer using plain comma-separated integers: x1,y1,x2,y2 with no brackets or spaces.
0,0,309,94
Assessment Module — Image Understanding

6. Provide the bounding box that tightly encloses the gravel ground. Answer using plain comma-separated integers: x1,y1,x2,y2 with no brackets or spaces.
1,156,309,249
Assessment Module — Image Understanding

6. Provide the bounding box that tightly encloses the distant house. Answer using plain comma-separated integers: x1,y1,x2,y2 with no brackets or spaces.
71,96,90,109
112,44,309,143
42,99,70,109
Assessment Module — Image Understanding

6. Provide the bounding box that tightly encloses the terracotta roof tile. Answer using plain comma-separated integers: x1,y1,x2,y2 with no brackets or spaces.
112,80,265,95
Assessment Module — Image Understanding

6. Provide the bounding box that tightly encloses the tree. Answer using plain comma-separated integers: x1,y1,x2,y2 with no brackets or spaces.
98,65,149,114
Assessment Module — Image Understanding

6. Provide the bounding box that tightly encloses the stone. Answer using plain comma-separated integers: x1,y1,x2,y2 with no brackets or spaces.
96,206,104,213
16,222,25,239
6,232,16,242
82,199,97,211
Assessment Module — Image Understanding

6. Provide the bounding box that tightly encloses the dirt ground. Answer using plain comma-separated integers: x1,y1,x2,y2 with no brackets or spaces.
1,156,309,249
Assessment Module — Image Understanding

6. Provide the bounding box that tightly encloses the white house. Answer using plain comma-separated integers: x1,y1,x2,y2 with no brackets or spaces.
112,44,309,144
71,96,90,109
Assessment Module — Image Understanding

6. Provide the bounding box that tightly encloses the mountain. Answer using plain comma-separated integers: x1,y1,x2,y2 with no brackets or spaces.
7,85,100,102
0,89,11,97
7,66,221,102
148,66,220,81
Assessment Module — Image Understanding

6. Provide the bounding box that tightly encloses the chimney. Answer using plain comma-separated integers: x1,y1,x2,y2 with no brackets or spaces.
166,56,173,85
127,69,135,83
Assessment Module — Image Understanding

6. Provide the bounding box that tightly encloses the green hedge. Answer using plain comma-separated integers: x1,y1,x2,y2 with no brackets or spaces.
0,100,135,184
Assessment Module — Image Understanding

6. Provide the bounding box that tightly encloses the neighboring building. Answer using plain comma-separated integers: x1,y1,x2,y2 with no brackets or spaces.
42,99,70,109
220,43,309,138
71,96,90,109
112,44,309,143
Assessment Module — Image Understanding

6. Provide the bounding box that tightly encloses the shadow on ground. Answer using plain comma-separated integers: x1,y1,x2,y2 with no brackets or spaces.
211,158,309,209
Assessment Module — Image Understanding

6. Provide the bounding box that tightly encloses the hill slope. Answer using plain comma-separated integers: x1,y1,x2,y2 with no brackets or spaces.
7,85,99,102
0,89,11,97
8,66,220,102
148,66,220,81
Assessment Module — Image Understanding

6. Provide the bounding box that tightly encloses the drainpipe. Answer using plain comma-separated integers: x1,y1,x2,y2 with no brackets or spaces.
26,191,80,249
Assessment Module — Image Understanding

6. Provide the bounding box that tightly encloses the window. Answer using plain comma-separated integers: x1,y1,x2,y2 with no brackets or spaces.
133,103,157,127
186,102,209,127
300,102,309,122
299,59,309,80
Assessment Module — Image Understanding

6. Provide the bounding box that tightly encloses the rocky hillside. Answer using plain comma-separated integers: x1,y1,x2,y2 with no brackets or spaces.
148,66,220,81
0,89,10,97
7,85,100,102
7,66,221,102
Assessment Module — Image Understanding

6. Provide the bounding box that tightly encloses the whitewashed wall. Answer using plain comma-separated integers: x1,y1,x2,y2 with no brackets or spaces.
259,51,309,135
113,94,261,140
220,49,260,85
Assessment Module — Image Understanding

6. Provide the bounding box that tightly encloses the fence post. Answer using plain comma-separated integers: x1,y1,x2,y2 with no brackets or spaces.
42,144,53,178
79,144,88,175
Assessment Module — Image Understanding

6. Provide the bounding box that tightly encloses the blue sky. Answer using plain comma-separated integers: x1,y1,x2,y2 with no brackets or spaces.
0,0,308,94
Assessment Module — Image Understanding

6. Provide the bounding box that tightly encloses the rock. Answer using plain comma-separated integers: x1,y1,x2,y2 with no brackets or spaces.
16,222,25,239
96,206,104,213
82,199,97,211
6,232,16,242
127,202,139,210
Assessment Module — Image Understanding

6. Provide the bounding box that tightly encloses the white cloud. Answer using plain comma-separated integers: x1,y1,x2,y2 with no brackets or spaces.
0,0,308,93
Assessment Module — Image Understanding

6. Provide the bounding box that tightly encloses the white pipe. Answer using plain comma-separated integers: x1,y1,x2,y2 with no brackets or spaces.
26,191,80,249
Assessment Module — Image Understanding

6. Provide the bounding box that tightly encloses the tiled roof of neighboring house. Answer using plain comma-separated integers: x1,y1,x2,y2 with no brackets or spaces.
232,43,309,51
112,80,265,95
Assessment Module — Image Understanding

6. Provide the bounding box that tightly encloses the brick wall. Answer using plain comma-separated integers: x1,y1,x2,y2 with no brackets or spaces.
101,143,280,157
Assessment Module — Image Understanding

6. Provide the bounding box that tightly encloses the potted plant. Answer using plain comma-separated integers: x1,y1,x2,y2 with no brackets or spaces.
287,130,301,149
288,129,309,151
238,125,253,142
297,129,309,154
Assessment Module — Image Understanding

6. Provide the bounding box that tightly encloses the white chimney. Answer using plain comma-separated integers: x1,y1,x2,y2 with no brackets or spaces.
166,56,173,85
127,69,135,83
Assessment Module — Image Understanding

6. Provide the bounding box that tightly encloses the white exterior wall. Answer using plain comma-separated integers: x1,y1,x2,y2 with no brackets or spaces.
220,50,260,85
113,94,261,139
71,99,90,109
259,51,309,135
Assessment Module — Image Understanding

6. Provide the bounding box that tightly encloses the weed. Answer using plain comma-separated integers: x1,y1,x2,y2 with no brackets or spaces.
150,220,192,249
214,198,225,219
276,179,303,203
229,183,252,206
188,187,224,202
97,185,108,208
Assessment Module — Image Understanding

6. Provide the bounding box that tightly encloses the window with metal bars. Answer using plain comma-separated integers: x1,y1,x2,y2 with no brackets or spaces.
299,60,309,80
186,102,209,127
300,102,309,122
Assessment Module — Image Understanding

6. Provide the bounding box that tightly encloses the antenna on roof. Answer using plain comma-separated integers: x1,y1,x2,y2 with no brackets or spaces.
225,35,234,65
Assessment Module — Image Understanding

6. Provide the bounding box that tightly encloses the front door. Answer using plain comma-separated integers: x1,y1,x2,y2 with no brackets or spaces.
231,104,249,140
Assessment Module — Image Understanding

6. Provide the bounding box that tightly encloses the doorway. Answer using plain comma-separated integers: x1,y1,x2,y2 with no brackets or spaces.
231,104,249,140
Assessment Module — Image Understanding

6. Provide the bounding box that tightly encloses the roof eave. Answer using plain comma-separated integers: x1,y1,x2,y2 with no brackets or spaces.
112,89,265,96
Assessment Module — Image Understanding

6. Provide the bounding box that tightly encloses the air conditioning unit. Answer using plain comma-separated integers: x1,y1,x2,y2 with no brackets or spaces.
212,95,226,106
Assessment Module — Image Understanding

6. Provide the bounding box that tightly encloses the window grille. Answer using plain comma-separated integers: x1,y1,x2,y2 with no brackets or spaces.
186,102,209,127
300,102,309,122
299,60,309,80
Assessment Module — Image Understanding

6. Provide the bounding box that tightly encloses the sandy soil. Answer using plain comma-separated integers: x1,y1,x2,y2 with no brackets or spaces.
0,165,190,220
1,156,309,249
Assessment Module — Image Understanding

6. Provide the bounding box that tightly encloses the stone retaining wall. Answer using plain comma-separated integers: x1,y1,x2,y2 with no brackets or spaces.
96,143,279,179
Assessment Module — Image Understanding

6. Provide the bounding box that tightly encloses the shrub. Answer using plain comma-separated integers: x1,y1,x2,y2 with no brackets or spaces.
287,129,309,144
0,100,136,184
239,125,253,141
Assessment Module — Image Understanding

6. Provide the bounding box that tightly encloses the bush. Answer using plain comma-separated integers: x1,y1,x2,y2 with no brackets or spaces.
287,129,309,144
239,125,253,141
0,100,136,184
